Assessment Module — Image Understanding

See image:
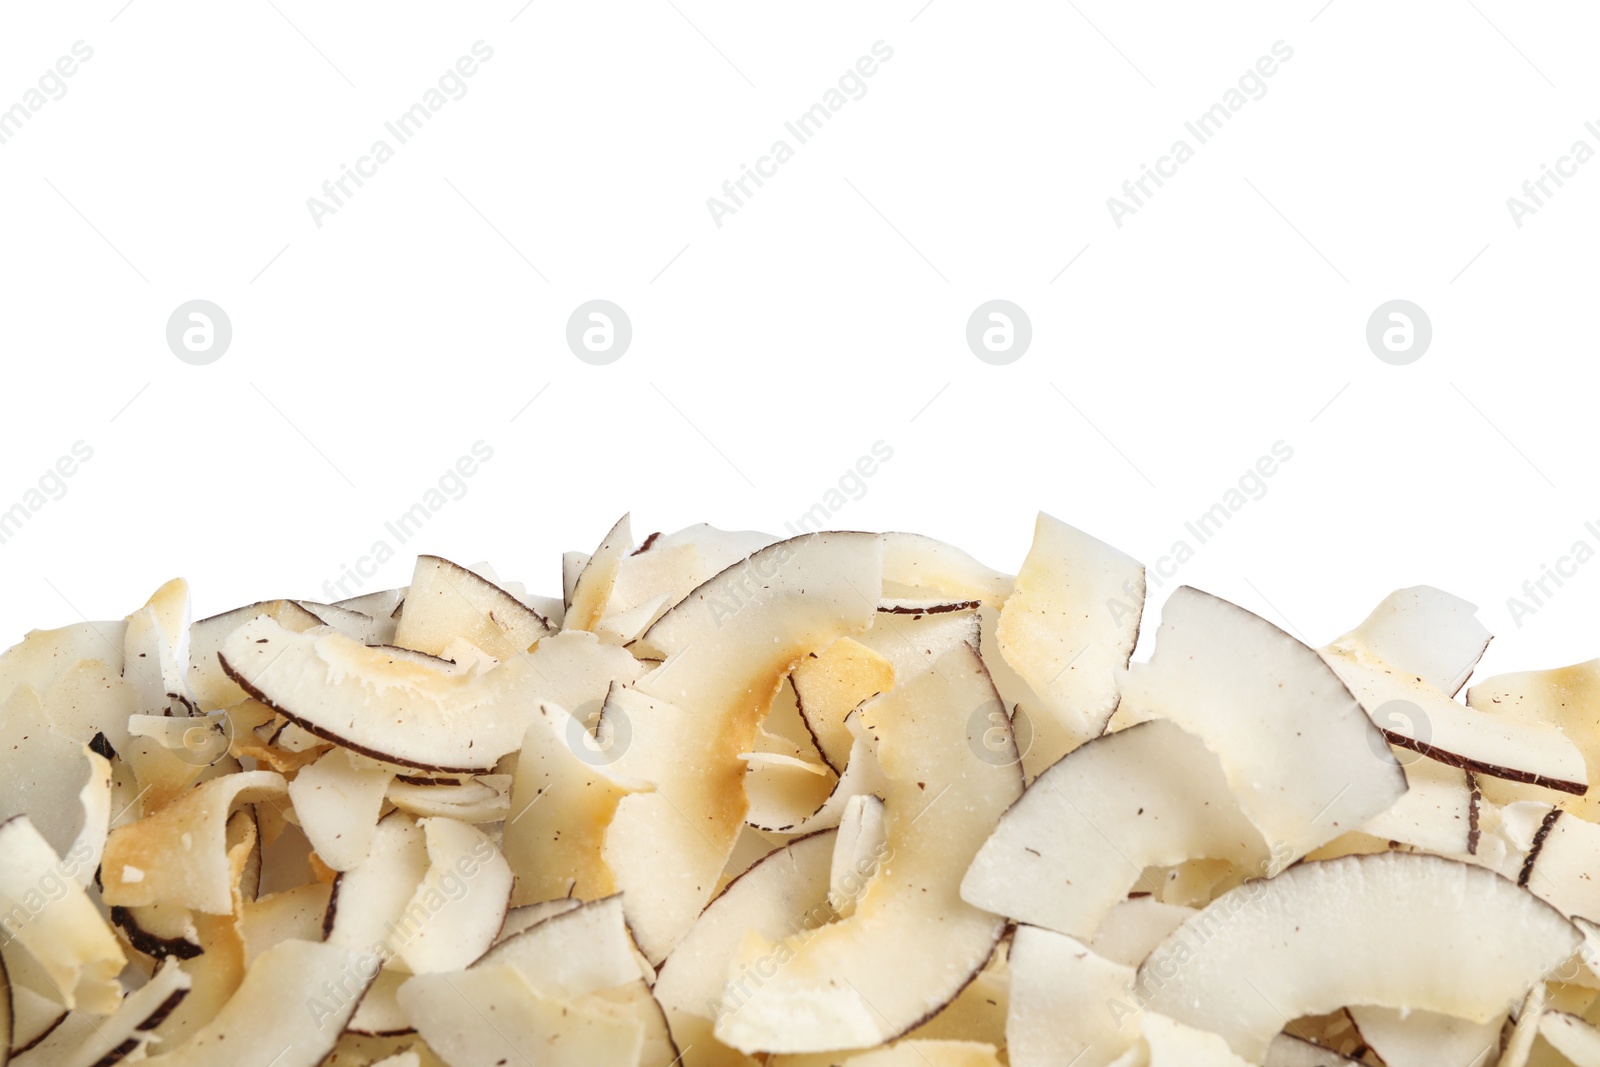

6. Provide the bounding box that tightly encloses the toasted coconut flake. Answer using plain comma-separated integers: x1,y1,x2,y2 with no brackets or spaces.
189,600,323,712
298,601,394,646
324,812,429,960
12,955,191,1067
1541,1010,1600,1065
1322,597,1585,795
392,817,511,975
287,748,392,871
714,639,1022,1054
791,638,895,775
336,587,407,623
742,751,838,834
1006,926,1138,1067
384,774,510,823
1344,1005,1503,1067
879,533,1011,604
566,514,633,633
1121,586,1408,866
141,939,373,1066
1138,852,1580,1060
473,895,643,998
829,795,887,918
392,555,552,660
399,965,645,1067
1087,897,1196,969
1466,660,1600,820
0,816,125,1014
497,899,583,943
238,882,331,965
964,719,1267,939
347,968,412,1037
0,686,111,886
1334,586,1492,697
219,619,530,774
101,771,285,914
654,829,837,1067
5,948,68,1056
1497,800,1600,925
608,531,884,963
996,514,1145,776
504,702,649,907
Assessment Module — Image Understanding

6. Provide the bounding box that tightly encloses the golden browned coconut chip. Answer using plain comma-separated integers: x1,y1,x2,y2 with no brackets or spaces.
712,639,1022,1055
995,513,1145,777
502,700,650,907
605,531,885,964
565,513,633,633
100,770,286,914
0,816,124,1014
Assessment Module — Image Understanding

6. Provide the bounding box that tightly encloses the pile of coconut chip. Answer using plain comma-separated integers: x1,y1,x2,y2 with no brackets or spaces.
4,513,1600,1067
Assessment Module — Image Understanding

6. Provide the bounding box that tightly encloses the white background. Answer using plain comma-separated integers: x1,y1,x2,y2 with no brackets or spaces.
0,0,1597,685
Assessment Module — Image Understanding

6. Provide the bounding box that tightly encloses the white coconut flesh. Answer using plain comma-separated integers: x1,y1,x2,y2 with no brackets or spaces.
963,718,1267,940
1541,1011,1600,1065
1136,852,1581,1060
1344,1004,1503,1067
1005,925,1139,1067
1466,660,1600,820
995,513,1145,776
653,829,837,1067
6,515,1600,1062
390,816,512,975
1322,591,1586,795
1119,586,1408,866
139,939,374,1066
219,618,534,774
298,600,394,647
392,554,553,660
10,955,191,1067
286,747,392,871
0,817,124,1016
